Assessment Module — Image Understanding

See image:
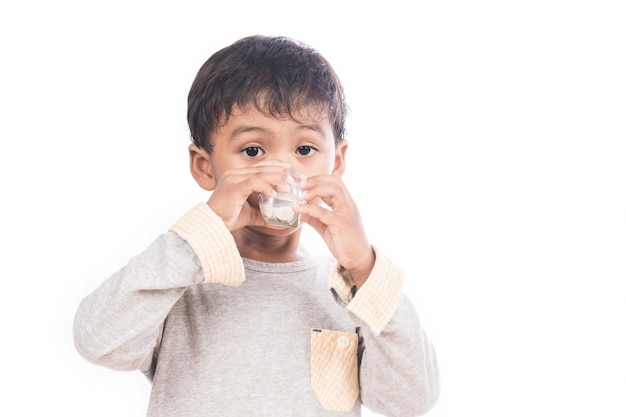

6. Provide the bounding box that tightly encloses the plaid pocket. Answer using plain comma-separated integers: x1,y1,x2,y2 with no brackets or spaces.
310,329,359,412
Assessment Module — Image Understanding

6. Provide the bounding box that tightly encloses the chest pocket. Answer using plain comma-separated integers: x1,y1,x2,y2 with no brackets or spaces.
310,328,360,412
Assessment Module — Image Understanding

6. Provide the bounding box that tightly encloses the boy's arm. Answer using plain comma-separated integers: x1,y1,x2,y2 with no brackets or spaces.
73,203,244,373
330,247,440,416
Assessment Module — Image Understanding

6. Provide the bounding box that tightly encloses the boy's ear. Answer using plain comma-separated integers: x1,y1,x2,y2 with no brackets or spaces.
332,139,348,176
189,144,216,191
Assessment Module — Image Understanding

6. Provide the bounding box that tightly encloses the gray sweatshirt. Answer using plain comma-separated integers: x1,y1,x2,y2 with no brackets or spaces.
73,205,439,417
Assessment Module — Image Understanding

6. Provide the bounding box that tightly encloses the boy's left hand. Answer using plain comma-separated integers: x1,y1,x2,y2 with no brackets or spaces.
293,175,375,288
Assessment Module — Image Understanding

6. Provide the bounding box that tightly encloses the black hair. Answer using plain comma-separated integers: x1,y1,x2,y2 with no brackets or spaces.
187,35,347,153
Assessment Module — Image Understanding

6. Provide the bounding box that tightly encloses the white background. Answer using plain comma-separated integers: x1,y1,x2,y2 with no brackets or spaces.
1,1,625,416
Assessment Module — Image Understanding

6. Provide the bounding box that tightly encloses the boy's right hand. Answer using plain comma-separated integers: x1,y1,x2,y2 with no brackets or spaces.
206,161,293,231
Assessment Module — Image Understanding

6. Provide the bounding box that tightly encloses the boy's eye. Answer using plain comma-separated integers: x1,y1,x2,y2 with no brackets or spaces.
242,146,264,157
296,146,316,156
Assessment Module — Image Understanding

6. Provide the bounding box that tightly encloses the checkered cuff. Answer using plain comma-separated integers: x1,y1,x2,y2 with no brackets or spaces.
329,246,404,336
170,203,245,286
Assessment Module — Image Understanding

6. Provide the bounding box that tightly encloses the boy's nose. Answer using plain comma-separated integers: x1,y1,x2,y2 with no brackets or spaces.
269,152,294,167
265,156,302,177
265,157,289,166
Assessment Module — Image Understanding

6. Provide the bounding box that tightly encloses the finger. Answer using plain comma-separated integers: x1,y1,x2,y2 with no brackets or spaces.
292,204,327,237
293,202,335,226
301,183,349,211
225,168,293,197
247,164,294,194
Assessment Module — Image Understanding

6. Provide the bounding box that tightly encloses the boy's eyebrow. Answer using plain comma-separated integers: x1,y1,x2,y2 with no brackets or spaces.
229,122,325,140
229,125,267,139
297,122,325,135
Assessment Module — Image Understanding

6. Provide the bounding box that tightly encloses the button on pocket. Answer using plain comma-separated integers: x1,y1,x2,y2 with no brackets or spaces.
311,329,359,412
337,336,350,349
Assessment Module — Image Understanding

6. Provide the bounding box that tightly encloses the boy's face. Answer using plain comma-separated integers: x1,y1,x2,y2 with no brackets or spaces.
208,105,345,181
196,105,347,229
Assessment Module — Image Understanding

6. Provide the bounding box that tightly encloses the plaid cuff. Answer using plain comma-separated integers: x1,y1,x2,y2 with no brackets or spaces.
329,246,404,336
170,203,245,286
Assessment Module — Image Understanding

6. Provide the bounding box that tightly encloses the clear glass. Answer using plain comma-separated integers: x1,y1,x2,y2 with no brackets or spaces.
258,172,304,228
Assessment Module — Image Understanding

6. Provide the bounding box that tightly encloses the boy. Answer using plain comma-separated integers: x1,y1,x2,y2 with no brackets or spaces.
74,35,439,416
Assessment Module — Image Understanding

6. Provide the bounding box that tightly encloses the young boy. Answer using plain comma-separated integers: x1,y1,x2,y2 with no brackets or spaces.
74,35,439,416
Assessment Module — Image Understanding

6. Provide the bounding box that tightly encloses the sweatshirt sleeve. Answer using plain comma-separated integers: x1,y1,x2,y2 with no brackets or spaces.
73,203,244,373
329,247,440,416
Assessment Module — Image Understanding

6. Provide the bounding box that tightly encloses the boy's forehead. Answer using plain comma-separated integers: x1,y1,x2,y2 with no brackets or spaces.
213,105,333,140
225,103,331,127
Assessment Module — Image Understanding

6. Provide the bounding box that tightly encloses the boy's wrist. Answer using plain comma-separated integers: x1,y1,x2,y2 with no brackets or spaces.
348,247,376,289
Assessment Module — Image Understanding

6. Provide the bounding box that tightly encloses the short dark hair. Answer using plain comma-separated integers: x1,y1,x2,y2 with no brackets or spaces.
187,35,347,153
